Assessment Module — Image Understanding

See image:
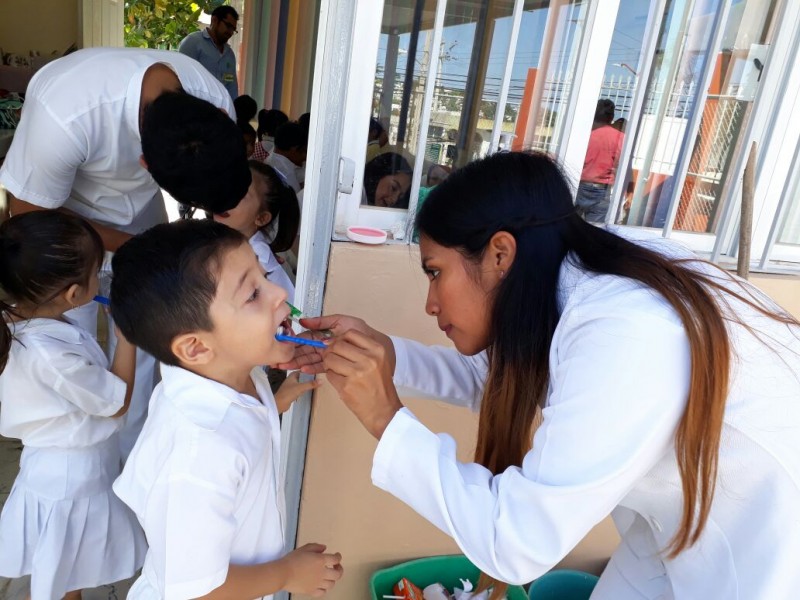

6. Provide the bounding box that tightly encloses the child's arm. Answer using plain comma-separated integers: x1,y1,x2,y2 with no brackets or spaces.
109,326,136,418
196,543,343,599
274,371,321,413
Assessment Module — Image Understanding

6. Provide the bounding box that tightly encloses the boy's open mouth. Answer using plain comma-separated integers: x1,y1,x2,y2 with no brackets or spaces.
277,318,293,337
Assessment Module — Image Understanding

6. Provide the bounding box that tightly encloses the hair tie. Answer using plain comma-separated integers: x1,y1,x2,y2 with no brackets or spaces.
515,209,578,228
465,209,577,249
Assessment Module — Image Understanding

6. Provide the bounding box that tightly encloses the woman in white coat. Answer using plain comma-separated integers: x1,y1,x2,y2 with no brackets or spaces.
286,152,800,599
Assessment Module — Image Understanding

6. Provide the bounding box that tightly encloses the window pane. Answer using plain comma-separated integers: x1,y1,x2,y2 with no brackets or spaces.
369,0,439,211
367,0,549,214
673,0,781,233
507,1,552,151
576,0,651,223
778,190,800,245
521,0,590,154
624,0,724,228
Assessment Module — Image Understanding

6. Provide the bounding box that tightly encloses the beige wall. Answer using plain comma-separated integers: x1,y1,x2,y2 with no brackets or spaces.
750,273,800,316
0,0,78,56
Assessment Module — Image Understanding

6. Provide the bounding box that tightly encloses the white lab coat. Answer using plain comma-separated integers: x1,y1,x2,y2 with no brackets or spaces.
114,365,285,600
372,236,800,599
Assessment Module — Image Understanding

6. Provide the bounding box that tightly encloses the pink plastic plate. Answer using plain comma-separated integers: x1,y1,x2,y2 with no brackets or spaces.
346,226,388,245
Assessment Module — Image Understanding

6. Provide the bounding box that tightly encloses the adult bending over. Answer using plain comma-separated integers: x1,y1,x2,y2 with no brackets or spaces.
285,152,800,599
0,47,251,458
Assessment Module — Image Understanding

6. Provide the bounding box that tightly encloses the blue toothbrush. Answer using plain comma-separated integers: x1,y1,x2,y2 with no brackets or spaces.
275,334,327,349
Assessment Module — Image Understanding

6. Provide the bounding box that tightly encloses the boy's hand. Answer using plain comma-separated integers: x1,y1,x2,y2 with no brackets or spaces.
275,371,321,413
281,543,343,597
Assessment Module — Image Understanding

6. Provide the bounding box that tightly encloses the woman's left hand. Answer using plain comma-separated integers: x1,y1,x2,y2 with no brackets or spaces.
323,329,404,439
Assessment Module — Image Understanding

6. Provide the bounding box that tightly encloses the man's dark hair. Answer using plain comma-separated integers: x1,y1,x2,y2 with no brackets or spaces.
211,5,238,21
141,91,251,214
234,94,258,124
274,121,306,151
257,108,289,140
594,99,616,124
111,219,246,366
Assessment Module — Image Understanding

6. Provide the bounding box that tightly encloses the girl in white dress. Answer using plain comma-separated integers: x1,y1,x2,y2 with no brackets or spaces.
214,160,300,303
0,211,146,600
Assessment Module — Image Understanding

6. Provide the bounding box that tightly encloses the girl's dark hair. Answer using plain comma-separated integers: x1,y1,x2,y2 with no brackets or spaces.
0,211,103,373
363,152,413,209
416,151,799,598
248,160,301,253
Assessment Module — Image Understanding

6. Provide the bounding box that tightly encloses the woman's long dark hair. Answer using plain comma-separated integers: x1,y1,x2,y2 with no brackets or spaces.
416,152,798,598
0,211,103,373
249,160,301,253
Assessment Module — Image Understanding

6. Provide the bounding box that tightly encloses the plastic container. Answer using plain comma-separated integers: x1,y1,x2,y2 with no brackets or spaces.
370,555,528,600
347,225,388,244
527,569,599,600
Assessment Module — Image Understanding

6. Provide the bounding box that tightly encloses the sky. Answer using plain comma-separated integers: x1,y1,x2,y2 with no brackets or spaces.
376,0,652,104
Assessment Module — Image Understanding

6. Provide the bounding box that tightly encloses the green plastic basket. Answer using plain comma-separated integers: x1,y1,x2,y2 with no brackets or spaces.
370,554,528,600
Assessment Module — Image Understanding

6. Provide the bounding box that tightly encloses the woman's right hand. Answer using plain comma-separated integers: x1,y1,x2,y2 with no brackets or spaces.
276,314,396,375
280,543,343,597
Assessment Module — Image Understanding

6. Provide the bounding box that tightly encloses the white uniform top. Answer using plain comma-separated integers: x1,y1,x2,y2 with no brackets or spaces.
0,48,235,234
114,364,285,600
266,152,302,194
250,230,295,304
0,318,125,448
372,236,800,599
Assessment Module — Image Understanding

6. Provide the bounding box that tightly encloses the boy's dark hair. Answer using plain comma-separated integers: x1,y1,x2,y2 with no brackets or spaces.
110,220,246,366
239,121,257,140
257,108,289,140
234,94,258,124
211,5,238,21
0,211,103,373
141,91,251,215
274,121,306,151
248,160,300,253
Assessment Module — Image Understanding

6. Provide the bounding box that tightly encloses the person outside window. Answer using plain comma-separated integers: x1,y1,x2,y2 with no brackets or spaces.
575,99,624,223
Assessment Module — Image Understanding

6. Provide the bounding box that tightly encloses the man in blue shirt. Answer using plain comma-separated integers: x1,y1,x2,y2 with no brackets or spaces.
178,5,239,99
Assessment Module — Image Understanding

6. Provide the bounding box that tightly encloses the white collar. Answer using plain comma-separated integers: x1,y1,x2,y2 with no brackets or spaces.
159,364,271,430
9,317,85,345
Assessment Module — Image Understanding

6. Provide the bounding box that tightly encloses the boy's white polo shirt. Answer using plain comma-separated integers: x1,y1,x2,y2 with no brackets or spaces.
0,48,235,234
114,364,285,600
